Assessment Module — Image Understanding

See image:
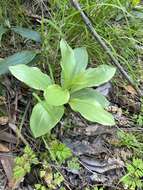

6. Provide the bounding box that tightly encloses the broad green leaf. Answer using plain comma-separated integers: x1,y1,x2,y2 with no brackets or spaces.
74,47,88,73
0,25,7,45
44,84,70,106
9,64,52,90
69,98,115,126
0,51,37,75
70,65,116,92
30,101,64,137
12,27,41,42
71,88,109,108
60,39,76,88
60,40,88,89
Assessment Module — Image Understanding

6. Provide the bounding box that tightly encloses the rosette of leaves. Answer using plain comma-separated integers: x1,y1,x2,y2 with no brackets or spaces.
9,39,116,138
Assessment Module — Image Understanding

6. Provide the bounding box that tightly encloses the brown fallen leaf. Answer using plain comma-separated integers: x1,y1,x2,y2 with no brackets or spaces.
8,178,22,190
0,144,14,188
123,85,137,95
1,158,14,182
80,157,124,174
0,116,9,125
0,131,17,144
0,96,6,105
0,143,9,152
42,166,53,186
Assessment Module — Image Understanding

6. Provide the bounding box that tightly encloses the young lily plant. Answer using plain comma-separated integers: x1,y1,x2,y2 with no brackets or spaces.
9,39,116,138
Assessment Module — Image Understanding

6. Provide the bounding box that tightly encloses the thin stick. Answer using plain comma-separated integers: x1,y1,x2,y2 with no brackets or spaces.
9,123,30,147
70,0,142,97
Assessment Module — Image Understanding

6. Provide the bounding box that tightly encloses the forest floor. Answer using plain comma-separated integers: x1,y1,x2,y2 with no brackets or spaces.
0,1,143,190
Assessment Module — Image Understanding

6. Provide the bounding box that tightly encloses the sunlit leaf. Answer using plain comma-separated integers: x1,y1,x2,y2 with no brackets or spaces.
60,39,76,88
69,97,115,126
9,64,52,90
70,65,116,92
74,47,88,73
30,101,64,137
44,84,70,106
0,51,37,75
71,88,109,108
12,27,41,42
60,40,89,89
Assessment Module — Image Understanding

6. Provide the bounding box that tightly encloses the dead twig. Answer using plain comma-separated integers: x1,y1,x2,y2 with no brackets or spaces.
9,123,30,147
70,0,142,97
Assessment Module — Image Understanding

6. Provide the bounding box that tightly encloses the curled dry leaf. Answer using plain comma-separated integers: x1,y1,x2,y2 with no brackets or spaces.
0,143,9,152
0,116,9,125
80,157,124,174
0,131,17,144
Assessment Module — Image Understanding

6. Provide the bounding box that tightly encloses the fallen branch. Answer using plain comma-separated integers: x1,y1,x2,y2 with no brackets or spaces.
70,0,142,97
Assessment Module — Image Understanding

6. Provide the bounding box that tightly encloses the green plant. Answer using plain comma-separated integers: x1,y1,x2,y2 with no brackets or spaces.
133,113,143,127
0,0,30,25
9,39,116,138
52,172,64,188
93,187,104,190
118,130,143,152
133,99,143,126
35,184,47,190
0,51,37,75
67,157,81,171
49,140,72,164
40,0,143,82
0,24,41,43
132,0,141,6
121,158,143,189
85,187,103,190
13,146,38,182
136,115,143,126
0,24,40,75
